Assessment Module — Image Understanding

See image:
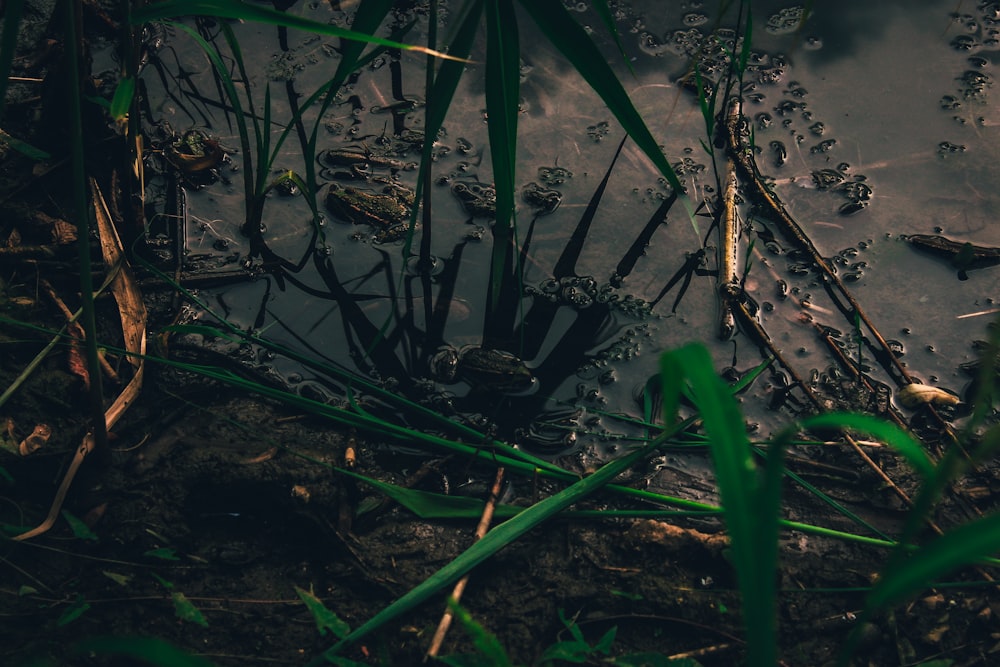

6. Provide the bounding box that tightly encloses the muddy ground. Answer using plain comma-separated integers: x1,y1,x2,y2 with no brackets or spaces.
1,356,999,666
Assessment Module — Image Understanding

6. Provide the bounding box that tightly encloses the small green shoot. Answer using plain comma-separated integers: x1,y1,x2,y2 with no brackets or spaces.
57,594,91,627
61,510,98,541
144,547,181,561
171,591,209,628
438,598,512,667
536,609,616,665
295,585,351,638
661,342,784,667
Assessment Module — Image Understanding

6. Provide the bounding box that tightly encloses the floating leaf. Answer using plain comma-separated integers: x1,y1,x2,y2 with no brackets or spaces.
145,547,181,561
295,585,351,638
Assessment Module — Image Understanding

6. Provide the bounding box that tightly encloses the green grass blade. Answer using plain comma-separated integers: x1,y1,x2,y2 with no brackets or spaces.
664,342,776,667
484,0,520,312
307,436,667,663
798,412,934,480
864,509,1000,616
444,599,513,667
591,0,634,76
405,0,484,259
517,0,685,198
131,0,458,60
169,22,255,218
109,76,136,123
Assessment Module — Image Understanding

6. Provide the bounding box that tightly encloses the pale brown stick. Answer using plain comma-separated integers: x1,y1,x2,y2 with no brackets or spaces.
425,467,506,660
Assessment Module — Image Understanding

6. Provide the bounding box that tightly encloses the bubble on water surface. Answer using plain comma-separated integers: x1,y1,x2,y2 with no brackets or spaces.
810,139,837,154
937,141,967,155
587,121,610,142
538,165,573,185
803,35,823,50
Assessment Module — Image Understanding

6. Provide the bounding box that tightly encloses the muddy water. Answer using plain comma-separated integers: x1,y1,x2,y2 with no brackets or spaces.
137,1,999,462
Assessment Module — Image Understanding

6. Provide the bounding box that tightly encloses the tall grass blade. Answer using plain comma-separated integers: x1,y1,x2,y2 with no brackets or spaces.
66,0,108,451
663,342,777,667
591,0,633,76
131,0,462,60
798,412,934,480
406,0,485,259
169,22,255,221
484,0,520,314
861,510,1000,631
517,0,685,197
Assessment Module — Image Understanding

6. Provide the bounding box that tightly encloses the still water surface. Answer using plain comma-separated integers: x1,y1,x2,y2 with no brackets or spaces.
138,0,1000,463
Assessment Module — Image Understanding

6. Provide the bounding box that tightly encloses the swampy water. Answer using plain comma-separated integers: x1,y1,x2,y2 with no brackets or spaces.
138,0,1000,469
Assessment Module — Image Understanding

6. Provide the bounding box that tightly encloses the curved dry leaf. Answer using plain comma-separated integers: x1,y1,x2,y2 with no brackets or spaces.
19,423,52,456
897,383,961,409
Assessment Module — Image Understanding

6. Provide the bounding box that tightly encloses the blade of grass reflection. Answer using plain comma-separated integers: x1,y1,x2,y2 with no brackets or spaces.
614,190,678,285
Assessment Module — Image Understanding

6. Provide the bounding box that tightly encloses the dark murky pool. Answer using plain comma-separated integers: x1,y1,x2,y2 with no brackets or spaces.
135,0,1000,467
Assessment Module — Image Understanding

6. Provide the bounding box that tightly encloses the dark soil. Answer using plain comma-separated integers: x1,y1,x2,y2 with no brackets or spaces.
1,371,999,666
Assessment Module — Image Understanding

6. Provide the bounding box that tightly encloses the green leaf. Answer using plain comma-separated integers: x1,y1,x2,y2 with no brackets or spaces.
145,547,181,561
738,10,753,75
484,0,520,313
866,510,1000,612
1,131,51,160
57,595,91,627
594,625,617,654
102,571,132,587
110,76,136,121
75,637,216,667
172,591,209,627
62,510,98,541
295,585,351,638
